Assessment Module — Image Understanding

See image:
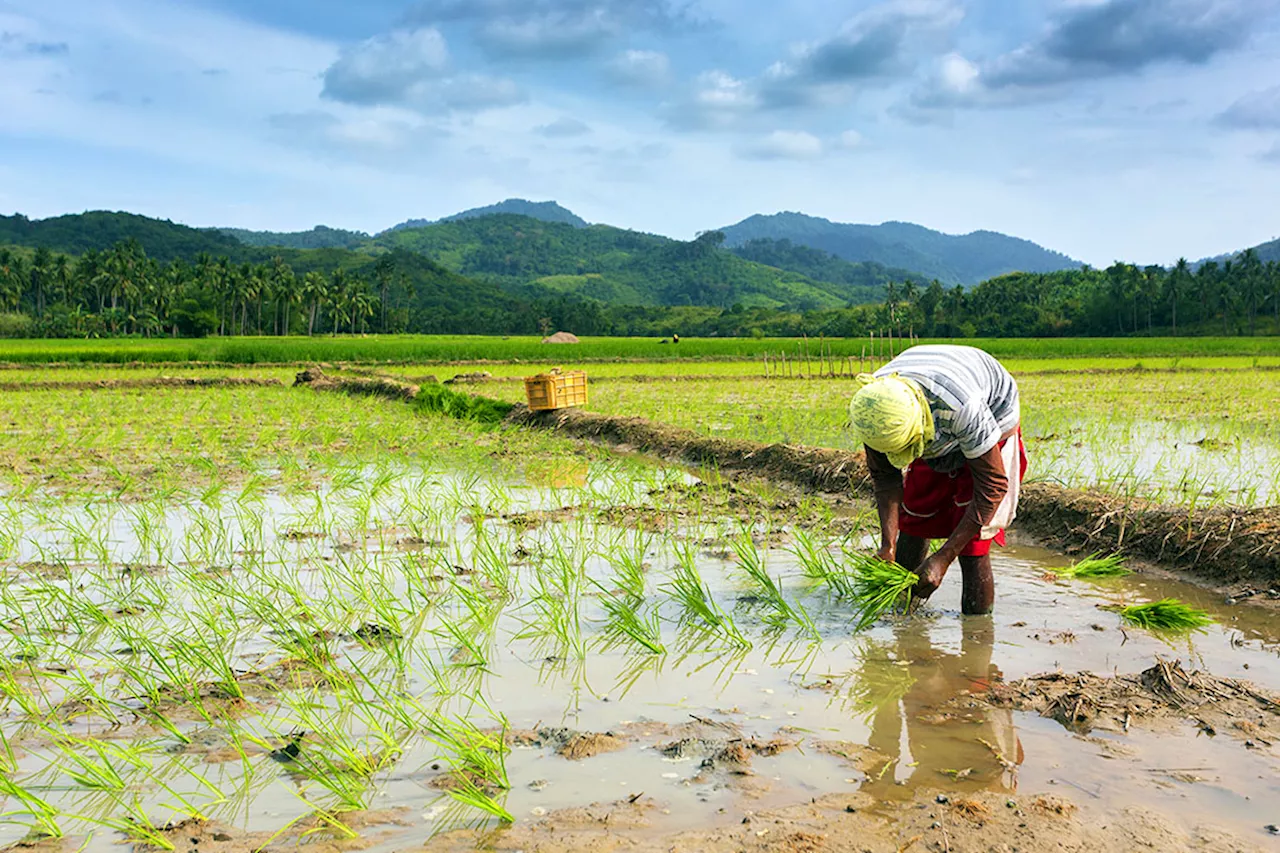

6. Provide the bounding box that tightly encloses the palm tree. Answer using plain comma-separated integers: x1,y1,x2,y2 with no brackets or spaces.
1267,260,1280,329
1238,248,1264,335
31,247,53,316
302,272,325,336
269,257,296,335
1141,265,1163,334
327,269,349,335
52,253,72,306
1168,258,1190,335
1195,262,1218,330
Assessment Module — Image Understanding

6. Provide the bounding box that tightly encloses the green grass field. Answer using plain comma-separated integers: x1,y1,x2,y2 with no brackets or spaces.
2,334,1280,365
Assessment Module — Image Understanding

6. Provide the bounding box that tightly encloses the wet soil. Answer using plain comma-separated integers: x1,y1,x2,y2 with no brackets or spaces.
960,659,1280,746
425,788,1270,853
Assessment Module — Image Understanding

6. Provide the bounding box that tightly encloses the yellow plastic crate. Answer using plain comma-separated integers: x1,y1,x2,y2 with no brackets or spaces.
524,369,588,411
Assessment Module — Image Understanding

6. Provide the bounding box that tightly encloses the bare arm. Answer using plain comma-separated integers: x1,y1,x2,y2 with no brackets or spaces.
865,447,905,562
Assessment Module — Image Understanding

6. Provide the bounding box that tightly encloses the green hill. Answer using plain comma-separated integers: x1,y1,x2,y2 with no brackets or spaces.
719,212,1080,286
215,225,370,250
0,211,244,262
373,215,890,309
1199,235,1280,266
388,199,589,233
730,238,923,289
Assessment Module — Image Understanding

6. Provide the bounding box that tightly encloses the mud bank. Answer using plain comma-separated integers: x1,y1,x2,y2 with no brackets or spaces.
955,659,1280,743
292,370,1280,586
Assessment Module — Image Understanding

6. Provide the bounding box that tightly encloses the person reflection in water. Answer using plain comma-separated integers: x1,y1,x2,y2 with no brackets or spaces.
860,618,1023,797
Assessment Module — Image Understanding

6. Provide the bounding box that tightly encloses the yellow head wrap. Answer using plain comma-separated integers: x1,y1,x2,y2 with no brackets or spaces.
849,374,935,469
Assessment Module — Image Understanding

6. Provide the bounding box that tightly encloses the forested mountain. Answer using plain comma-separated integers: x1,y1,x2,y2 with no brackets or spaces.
215,225,370,250
1,210,895,310
719,212,1081,286
2,225,1276,340
388,199,589,232
1199,235,1280,266
373,215,888,309
730,238,920,293
0,212,243,262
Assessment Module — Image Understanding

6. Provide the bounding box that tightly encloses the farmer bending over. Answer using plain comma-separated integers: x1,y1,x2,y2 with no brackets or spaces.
850,345,1026,615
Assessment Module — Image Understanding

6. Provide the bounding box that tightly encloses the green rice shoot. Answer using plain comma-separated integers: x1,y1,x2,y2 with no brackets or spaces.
1054,553,1132,579
1118,598,1214,633
847,555,919,632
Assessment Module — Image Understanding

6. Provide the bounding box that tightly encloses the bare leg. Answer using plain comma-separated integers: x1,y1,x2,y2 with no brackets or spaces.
894,532,928,571
959,554,994,615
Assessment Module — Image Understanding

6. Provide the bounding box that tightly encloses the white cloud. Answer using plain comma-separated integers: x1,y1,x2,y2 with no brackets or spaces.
836,129,864,149
664,70,760,129
739,130,824,160
938,53,980,95
435,74,525,111
608,49,671,87
536,116,592,137
322,28,449,104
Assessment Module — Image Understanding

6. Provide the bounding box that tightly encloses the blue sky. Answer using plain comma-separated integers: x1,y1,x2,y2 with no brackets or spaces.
2,0,1279,265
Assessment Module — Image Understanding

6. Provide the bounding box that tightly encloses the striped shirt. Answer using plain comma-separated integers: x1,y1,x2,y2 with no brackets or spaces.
874,345,1020,461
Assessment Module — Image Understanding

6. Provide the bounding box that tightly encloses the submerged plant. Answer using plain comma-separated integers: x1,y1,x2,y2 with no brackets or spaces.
1117,598,1213,633
1054,553,1132,579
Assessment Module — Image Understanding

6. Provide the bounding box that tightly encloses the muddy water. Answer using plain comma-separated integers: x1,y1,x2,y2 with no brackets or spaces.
1,467,1279,851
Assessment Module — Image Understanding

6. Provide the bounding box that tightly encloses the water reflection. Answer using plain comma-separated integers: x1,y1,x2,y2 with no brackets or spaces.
861,617,1023,799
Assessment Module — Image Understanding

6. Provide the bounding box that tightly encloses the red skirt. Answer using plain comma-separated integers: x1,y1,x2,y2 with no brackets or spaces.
899,431,1028,558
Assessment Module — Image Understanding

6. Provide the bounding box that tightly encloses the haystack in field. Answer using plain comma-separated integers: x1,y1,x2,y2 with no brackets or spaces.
542,331,580,344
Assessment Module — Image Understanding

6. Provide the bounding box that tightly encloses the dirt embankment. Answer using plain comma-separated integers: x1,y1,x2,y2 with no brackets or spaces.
1016,482,1280,587
291,367,419,401
507,404,874,494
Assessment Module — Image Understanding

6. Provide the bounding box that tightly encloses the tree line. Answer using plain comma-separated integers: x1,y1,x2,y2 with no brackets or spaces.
1,239,1277,339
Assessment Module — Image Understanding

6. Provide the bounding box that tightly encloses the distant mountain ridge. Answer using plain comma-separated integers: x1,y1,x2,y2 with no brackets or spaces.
372,214,891,310
217,225,369,250
1198,235,1280,267
0,211,243,262
0,209,898,312
211,199,589,250
718,212,1082,286
388,199,588,232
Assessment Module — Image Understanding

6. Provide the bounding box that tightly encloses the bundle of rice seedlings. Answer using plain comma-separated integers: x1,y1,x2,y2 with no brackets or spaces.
848,555,919,632
1054,553,1132,579
1118,598,1213,633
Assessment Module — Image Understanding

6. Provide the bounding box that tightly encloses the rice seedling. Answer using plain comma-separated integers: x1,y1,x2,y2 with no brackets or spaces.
843,553,918,632
729,528,817,636
660,543,750,650
590,578,666,655
1116,599,1214,633
0,774,65,840
1052,553,1132,579
600,531,651,604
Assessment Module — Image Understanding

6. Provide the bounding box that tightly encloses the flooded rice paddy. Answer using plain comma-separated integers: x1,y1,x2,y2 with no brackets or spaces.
1,445,1278,851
